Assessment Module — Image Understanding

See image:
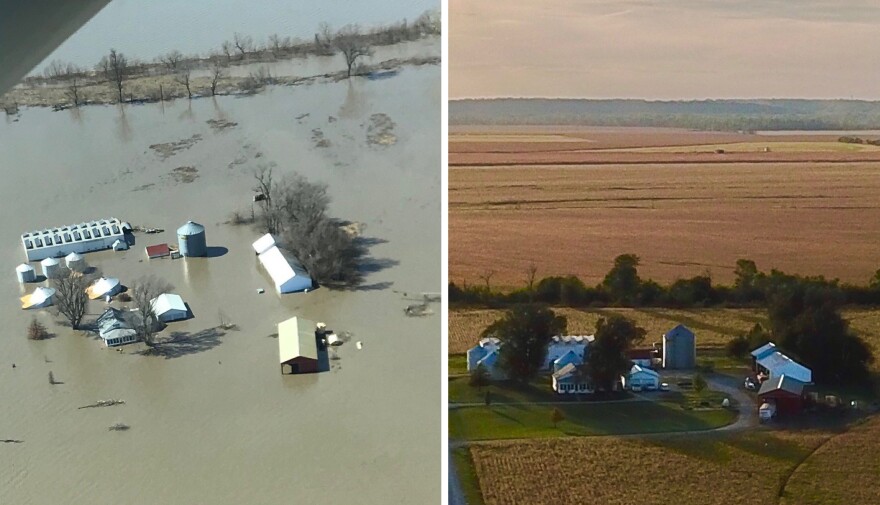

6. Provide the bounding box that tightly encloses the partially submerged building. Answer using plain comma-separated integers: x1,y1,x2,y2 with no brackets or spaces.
151,293,189,322
278,316,321,374
177,221,207,257
21,218,125,261
20,287,56,309
86,277,122,300
15,263,36,283
65,252,86,272
252,234,313,294
41,257,60,279
96,307,137,347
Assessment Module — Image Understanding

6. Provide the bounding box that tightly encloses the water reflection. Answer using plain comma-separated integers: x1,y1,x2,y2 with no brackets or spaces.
114,104,132,142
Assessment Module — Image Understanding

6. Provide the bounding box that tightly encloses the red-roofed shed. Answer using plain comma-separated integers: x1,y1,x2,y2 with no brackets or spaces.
146,243,170,259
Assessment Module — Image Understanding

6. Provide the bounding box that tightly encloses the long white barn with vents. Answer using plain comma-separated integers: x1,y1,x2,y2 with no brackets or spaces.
252,234,313,294
21,218,126,261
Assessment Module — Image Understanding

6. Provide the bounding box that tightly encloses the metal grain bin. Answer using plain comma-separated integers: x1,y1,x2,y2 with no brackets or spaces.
65,252,86,272
16,263,36,283
177,221,207,257
662,324,696,369
41,257,60,279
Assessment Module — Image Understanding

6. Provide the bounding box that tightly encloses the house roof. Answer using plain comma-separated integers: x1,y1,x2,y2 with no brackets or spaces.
553,363,579,380
554,349,581,365
151,293,187,315
100,327,137,341
630,364,660,378
758,374,805,397
751,342,777,359
478,350,498,367
252,233,276,255
278,317,319,363
258,245,311,291
146,244,170,258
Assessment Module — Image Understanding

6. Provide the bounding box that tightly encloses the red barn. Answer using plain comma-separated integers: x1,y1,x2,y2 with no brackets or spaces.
758,375,805,417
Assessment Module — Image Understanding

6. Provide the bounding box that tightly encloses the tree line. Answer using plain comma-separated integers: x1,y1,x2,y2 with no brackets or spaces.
450,255,880,309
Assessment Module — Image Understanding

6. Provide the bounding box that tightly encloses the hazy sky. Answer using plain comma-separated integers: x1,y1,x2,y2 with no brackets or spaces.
450,0,880,99
41,0,436,70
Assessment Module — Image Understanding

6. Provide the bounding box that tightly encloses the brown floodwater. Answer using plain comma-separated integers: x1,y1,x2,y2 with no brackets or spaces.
0,52,440,503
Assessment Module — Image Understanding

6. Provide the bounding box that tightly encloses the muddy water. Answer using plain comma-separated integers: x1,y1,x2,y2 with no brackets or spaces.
0,61,440,503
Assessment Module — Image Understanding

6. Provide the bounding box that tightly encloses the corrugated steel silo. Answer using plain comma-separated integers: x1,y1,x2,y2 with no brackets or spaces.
177,221,207,257
41,257,60,279
16,263,36,283
65,252,86,272
662,325,696,369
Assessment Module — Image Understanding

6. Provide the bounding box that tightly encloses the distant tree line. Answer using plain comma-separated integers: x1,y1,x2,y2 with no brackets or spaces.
450,255,880,309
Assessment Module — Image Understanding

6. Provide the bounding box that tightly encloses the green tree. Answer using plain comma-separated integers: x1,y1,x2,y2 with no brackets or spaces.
586,315,646,391
469,364,491,391
601,254,642,305
693,373,707,396
483,304,567,383
550,407,565,428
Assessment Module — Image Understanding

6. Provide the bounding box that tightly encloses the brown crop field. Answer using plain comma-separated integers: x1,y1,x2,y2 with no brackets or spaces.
448,308,880,362
468,430,834,505
449,157,880,288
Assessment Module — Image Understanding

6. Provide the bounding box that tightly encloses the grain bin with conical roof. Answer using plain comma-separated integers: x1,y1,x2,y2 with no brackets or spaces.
65,252,86,272
177,221,207,257
41,257,60,279
16,263,36,283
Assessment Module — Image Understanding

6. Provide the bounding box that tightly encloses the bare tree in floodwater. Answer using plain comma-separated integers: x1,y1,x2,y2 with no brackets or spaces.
160,50,184,72
66,78,82,106
52,267,95,329
333,25,373,77
267,34,291,57
98,49,130,103
210,64,226,96
130,275,173,346
233,32,254,58
176,65,193,99
253,165,282,235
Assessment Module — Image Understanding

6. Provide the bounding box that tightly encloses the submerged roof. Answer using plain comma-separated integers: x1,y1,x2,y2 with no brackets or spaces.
21,287,55,308
758,374,805,396
278,317,318,363
259,246,311,290
252,233,276,255
86,277,120,299
151,293,187,315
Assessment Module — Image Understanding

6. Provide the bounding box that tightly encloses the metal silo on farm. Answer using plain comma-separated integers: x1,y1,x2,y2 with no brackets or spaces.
41,257,60,279
65,252,86,272
16,263,36,283
177,221,207,257
662,324,696,369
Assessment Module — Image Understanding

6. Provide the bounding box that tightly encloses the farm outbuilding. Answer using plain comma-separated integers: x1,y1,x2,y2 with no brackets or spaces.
177,221,207,257
15,263,36,283
151,293,189,322
257,245,313,294
41,257,60,279
662,324,696,369
21,218,125,261
544,334,592,371
146,243,170,259
86,277,121,300
756,348,812,384
20,287,56,309
252,233,276,255
278,317,320,374
758,374,806,417
622,365,661,390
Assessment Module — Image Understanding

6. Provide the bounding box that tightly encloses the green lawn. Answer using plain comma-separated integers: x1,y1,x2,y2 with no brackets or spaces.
449,375,568,404
449,354,469,376
451,447,485,505
449,400,736,440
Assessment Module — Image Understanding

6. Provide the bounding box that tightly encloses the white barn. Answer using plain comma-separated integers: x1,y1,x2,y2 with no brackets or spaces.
544,335,593,371
21,218,126,261
151,293,189,322
257,245,313,294
622,365,661,390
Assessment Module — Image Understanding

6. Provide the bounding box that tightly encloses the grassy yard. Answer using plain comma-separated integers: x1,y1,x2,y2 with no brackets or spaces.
468,430,834,505
449,354,469,376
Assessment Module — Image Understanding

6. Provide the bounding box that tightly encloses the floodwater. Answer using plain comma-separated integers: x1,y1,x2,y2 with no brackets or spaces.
0,55,440,503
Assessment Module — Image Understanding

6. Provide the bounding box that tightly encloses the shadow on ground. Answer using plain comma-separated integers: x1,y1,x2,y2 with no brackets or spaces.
138,326,226,359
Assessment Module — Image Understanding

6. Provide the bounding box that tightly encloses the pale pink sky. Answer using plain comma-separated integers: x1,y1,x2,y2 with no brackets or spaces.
450,0,880,99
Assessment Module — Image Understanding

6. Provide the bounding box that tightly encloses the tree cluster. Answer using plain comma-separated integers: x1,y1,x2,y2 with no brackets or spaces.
253,166,367,288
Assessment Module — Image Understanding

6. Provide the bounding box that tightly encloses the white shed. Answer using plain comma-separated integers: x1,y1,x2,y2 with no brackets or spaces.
151,293,189,322
252,233,277,255
257,245,313,294
622,365,661,390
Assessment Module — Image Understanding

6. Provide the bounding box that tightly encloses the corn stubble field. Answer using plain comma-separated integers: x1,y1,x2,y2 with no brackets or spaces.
469,417,880,505
449,129,880,288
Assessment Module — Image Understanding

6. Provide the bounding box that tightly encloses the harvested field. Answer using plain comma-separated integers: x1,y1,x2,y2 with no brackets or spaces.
449,161,880,288
468,431,833,505
448,308,880,362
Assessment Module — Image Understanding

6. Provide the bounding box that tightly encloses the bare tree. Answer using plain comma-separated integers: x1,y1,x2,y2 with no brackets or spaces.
316,22,335,54
52,268,93,329
526,263,538,297
209,64,226,96
333,25,373,77
253,165,281,234
67,78,82,106
268,34,283,56
233,32,254,58
175,65,193,99
129,275,173,346
160,50,184,71
220,40,234,62
98,49,130,103
478,269,496,291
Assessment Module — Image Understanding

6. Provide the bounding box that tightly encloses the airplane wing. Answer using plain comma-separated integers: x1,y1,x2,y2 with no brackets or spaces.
0,0,111,94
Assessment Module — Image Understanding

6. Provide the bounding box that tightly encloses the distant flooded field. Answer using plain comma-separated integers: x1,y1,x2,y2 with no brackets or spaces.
0,55,440,504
